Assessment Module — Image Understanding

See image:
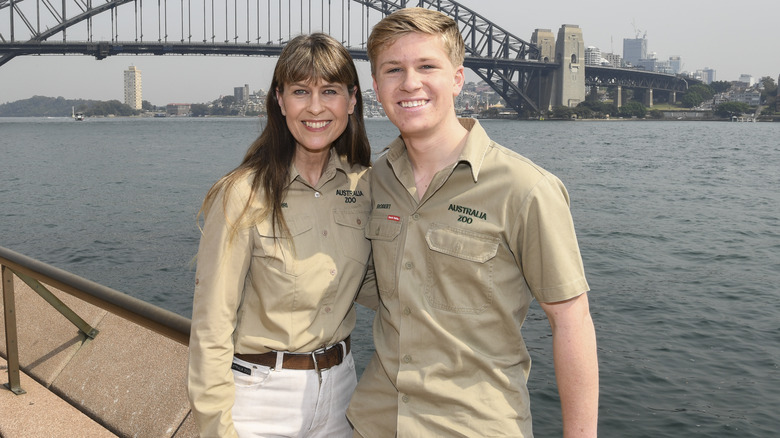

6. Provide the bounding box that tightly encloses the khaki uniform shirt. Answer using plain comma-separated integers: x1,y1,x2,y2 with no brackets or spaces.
188,151,373,437
348,119,589,437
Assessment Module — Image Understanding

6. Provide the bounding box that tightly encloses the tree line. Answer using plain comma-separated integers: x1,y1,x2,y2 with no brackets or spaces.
547,76,778,120
0,96,145,117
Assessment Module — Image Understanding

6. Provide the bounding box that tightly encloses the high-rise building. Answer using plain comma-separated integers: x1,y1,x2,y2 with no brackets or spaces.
636,58,658,71
622,37,647,66
701,67,716,84
124,66,142,110
668,56,682,74
585,46,601,66
738,74,755,86
234,84,250,103
603,52,622,68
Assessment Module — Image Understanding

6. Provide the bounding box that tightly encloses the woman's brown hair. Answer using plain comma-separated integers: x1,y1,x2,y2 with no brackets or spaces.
199,33,371,241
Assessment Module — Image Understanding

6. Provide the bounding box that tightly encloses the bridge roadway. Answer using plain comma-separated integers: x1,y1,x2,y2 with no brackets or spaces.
0,40,555,70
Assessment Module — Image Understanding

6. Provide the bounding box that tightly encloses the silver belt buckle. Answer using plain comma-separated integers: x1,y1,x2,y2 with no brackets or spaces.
310,346,329,383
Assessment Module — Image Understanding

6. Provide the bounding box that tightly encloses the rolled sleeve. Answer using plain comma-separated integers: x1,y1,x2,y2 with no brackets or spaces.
516,175,589,303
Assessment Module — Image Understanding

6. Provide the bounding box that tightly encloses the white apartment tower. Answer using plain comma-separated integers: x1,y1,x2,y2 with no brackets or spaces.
124,66,142,110
585,46,602,66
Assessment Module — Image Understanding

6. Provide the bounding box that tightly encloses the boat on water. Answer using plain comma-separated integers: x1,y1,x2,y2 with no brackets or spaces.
71,106,85,121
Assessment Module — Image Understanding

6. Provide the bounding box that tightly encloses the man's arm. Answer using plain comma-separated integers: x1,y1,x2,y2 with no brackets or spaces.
540,292,599,438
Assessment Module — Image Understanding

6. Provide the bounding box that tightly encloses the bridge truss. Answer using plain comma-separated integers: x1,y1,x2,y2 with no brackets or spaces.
1,0,691,113
585,65,693,93
1,0,556,113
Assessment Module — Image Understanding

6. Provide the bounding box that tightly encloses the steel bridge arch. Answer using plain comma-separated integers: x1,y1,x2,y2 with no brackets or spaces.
0,0,134,66
2,0,556,113
1,0,133,43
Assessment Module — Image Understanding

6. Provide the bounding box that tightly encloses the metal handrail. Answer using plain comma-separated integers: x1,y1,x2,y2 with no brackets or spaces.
1,245,191,394
1,245,191,365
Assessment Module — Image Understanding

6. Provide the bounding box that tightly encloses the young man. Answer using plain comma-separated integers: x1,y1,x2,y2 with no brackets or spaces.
348,7,599,437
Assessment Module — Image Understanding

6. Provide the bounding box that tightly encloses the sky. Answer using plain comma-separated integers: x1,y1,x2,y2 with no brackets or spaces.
1,0,777,106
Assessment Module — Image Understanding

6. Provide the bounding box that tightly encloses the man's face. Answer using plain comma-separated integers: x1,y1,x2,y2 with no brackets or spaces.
372,32,464,140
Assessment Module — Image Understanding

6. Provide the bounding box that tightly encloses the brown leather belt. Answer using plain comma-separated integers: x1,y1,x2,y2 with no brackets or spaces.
235,336,350,371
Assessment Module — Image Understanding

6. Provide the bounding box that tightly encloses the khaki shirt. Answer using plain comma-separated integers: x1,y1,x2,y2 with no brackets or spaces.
188,151,374,437
348,119,589,437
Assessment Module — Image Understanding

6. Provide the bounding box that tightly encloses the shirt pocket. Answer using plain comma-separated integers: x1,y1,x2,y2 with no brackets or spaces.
424,223,500,314
254,215,315,276
333,207,371,264
366,214,402,299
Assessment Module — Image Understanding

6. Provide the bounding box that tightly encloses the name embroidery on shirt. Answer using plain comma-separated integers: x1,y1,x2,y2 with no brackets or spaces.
376,203,391,209
336,189,364,204
448,203,487,224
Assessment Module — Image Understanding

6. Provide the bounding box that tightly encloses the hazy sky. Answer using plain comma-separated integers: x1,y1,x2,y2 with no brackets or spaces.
1,0,776,105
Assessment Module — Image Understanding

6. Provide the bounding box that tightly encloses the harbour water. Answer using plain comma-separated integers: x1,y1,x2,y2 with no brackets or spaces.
1,117,778,437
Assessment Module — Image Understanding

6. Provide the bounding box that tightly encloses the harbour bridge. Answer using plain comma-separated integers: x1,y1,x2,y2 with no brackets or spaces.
0,0,693,114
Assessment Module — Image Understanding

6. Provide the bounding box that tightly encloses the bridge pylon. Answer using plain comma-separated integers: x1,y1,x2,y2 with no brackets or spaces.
551,24,585,108
528,29,556,112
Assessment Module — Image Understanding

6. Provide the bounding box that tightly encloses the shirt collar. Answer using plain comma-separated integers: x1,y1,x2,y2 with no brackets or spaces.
288,147,345,188
386,118,490,183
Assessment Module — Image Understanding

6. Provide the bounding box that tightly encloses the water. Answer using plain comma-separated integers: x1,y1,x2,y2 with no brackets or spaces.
1,117,778,437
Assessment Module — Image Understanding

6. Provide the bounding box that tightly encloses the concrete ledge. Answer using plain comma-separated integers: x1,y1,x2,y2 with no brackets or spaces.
1,276,196,437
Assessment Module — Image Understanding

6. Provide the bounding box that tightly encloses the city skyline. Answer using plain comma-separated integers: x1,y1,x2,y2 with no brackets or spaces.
1,0,776,105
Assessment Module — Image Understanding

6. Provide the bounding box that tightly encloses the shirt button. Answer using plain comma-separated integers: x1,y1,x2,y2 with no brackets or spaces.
195,278,199,285
403,355,412,363
322,229,328,237
356,218,362,225
404,261,413,269
324,306,332,313
401,395,410,403
330,268,337,276
413,213,420,220
314,192,321,198
403,307,411,315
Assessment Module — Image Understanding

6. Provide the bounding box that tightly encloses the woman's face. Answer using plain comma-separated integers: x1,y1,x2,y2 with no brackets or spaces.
277,79,357,156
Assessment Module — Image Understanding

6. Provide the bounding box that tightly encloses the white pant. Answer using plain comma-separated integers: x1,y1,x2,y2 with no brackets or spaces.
231,352,357,438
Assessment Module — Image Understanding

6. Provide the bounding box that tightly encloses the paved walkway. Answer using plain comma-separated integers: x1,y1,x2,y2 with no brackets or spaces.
1,356,117,437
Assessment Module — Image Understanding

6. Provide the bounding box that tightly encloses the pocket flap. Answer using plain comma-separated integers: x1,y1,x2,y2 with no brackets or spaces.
333,208,369,230
425,224,499,263
255,214,313,238
366,215,402,241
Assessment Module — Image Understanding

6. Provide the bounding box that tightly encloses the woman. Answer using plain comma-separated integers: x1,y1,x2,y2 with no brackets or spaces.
188,33,375,437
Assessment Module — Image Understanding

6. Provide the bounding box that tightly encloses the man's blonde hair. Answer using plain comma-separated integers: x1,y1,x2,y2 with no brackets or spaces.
367,7,465,75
